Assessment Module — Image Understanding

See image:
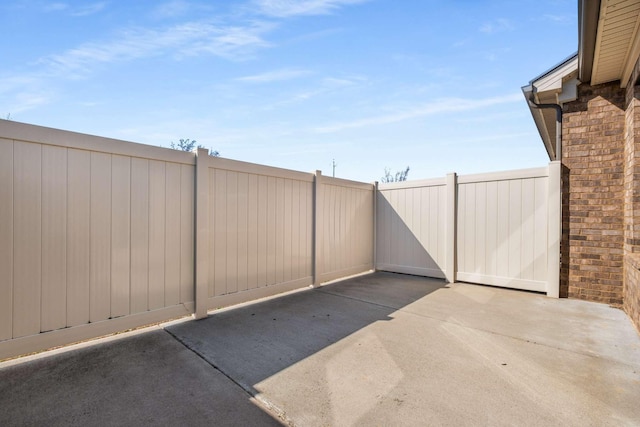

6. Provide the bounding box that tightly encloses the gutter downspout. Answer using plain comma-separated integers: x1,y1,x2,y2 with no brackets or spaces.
527,92,563,161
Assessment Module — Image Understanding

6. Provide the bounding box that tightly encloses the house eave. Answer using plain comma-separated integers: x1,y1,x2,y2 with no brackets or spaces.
578,0,600,83
523,54,579,161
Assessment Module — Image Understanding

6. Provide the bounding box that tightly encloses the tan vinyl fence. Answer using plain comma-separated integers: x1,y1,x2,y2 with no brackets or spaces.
0,120,560,360
0,122,375,359
315,174,375,284
0,123,197,360
456,168,553,292
376,177,449,279
377,164,561,296
194,153,316,317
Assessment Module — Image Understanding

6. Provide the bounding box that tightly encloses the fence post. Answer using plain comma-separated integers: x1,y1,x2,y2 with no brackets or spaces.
445,172,457,283
373,181,379,271
547,161,561,298
194,148,210,319
313,170,322,286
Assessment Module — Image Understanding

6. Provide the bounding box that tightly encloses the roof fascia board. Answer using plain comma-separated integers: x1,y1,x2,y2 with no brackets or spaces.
620,15,640,88
578,0,601,83
589,0,609,85
521,84,555,160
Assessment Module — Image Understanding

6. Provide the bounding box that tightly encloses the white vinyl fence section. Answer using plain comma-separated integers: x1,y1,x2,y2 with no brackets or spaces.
0,120,561,360
0,123,377,359
457,168,551,292
316,174,375,284
0,122,195,359
194,154,315,316
376,178,449,279
375,163,561,296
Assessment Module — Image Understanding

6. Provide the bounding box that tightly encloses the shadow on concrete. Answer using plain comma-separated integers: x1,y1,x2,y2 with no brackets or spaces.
0,329,284,426
166,272,447,396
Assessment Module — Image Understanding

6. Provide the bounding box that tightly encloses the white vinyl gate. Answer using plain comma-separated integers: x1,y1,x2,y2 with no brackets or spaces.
376,162,561,296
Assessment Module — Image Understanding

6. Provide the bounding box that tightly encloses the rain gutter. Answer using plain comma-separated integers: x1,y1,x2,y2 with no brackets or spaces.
578,0,601,84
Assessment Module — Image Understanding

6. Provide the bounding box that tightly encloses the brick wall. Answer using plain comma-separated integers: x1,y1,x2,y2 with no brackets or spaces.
624,81,640,332
561,82,626,306
625,255,640,334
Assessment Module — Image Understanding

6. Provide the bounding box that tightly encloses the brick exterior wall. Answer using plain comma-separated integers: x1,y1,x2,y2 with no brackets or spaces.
625,255,640,333
624,80,640,332
561,82,626,306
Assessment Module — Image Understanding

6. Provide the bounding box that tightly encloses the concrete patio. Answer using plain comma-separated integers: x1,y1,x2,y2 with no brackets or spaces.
1,272,639,426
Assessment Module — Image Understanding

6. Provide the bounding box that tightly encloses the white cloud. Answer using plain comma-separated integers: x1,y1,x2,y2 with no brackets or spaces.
11,92,52,113
479,18,514,34
259,75,364,109
253,0,369,18
181,22,274,58
152,0,191,19
43,2,106,16
71,2,107,16
0,76,38,94
1,16,273,112
44,3,69,12
235,68,310,83
41,21,272,76
452,132,535,145
314,93,523,133
541,14,572,24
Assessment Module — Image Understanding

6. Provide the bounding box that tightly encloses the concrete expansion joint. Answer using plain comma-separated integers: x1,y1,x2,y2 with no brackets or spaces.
162,328,295,426
318,287,640,370
315,288,404,312
439,320,640,370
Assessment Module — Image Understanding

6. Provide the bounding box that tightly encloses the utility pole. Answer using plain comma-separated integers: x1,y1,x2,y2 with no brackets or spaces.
332,159,337,177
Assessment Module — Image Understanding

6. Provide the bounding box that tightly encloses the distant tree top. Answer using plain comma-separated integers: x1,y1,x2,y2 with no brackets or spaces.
170,138,219,157
381,166,410,183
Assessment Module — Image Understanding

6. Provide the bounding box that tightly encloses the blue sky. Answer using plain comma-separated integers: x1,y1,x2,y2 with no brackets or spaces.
1,0,577,182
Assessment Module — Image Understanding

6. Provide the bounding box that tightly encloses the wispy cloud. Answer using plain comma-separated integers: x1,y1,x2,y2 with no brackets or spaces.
314,93,523,133
43,1,107,16
2,15,274,113
41,21,272,76
235,68,310,83
43,3,69,12
152,0,193,19
541,14,572,24
71,2,107,16
479,18,514,34
446,131,536,146
10,91,52,113
261,75,364,109
0,74,52,114
253,0,369,18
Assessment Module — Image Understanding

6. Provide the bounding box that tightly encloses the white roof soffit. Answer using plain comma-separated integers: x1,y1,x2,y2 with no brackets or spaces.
586,0,640,87
531,55,580,94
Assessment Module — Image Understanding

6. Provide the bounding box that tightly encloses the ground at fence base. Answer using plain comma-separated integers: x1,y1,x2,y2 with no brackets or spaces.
2,272,640,426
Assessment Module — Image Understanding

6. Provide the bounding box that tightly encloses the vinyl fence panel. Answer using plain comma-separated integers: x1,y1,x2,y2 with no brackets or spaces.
375,164,560,295
196,154,315,314
456,168,550,292
0,122,195,359
317,175,375,283
377,179,448,279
